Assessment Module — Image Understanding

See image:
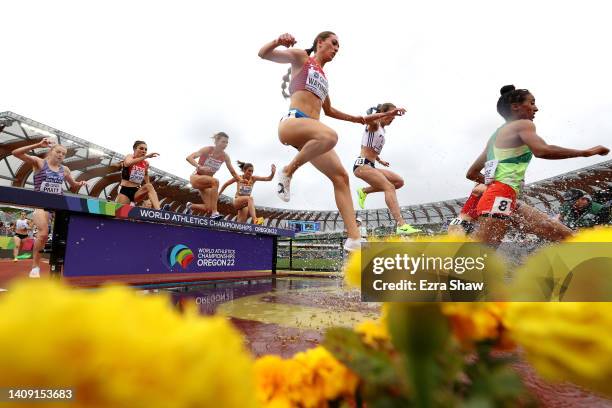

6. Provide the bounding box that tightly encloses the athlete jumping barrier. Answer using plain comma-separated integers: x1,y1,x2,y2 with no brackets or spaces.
0,186,293,286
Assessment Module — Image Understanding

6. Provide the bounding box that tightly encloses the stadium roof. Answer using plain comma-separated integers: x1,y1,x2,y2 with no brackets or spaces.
1,111,610,230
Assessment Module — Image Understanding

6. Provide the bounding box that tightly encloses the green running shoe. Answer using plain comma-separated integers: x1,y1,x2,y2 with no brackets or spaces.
356,188,367,209
396,223,422,235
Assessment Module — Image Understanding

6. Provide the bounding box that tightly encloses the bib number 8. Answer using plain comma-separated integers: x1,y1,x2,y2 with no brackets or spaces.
491,196,512,215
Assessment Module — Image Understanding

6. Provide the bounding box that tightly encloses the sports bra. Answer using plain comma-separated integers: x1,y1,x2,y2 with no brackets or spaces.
288,57,329,101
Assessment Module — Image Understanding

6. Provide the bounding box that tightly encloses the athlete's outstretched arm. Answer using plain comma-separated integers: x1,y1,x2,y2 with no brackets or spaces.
64,167,87,190
123,152,158,167
253,164,276,182
11,139,48,171
322,96,406,125
218,178,236,195
518,120,609,159
466,148,487,184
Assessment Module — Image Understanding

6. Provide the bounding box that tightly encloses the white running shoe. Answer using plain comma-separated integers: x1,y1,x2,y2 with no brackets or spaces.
183,202,193,215
29,267,40,278
276,170,292,202
344,237,366,252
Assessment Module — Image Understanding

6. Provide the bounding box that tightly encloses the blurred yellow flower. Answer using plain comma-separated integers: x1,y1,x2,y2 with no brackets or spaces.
343,248,361,288
564,226,612,242
442,302,514,349
355,318,389,345
505,302,612,397
0,279,257,408
254,346,358,408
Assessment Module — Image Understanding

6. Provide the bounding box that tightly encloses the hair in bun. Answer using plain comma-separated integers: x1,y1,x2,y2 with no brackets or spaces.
500,85,516,95
496,85,531,120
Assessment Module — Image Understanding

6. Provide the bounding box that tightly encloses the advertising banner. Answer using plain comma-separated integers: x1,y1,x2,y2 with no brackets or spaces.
63,214,274,277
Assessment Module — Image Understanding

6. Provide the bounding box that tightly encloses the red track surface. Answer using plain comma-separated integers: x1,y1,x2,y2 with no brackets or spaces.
0,259,50,287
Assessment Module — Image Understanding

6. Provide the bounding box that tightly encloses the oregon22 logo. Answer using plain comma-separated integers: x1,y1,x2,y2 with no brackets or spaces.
166,244,194,270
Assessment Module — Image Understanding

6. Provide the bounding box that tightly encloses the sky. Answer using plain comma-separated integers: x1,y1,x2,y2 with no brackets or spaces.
2,0,611,211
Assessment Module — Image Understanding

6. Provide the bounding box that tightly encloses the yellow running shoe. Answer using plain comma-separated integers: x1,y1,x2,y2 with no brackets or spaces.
356,188,367,209
396,223,422,235
254,217,264,225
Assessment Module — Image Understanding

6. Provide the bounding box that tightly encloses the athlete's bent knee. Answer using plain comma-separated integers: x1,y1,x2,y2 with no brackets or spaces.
330,171,349,187
321,130,338,148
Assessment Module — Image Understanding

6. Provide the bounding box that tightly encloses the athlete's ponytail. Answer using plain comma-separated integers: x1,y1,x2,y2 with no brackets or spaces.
366,103,396,115
281,69,291,99
280,31,336,99
237,160,253,172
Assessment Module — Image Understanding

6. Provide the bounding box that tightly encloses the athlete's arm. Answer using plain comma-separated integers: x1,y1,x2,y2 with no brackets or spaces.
258,34,304,65
466,148,487,184
143,166,150,185
376,157,390,167
518,120,610,159
253,164,276,182
64,167,86,191
186,147,210,171
323,97,406,124
218,178,236,195
224,154,241,182
11,139,47,171
124,152,158,167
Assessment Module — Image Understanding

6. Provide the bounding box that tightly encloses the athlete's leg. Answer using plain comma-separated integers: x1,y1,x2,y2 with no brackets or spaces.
206,180,220,214
233,197,249,223
246,196,258,222
134,183,161,210
190,174,219,215
278,118,338,177
310,150,359,240
475,216,509,246
12,236,21,260
191,188,210,215
354,166,405,225
362,168,404,194
116,192,131,205
511,203,573,242
30,209,50,277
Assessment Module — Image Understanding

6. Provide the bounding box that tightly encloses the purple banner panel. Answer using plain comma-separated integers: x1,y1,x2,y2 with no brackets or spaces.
63,214,274,277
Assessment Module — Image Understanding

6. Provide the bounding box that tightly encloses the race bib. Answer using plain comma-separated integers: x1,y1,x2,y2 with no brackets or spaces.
129,166,146,184
201,157,224,174
239,184,252,195
354,157,366,167
40,181,62,194
491,196,513,216
305,67,329,100
483,159,499,185
449,217,463,226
